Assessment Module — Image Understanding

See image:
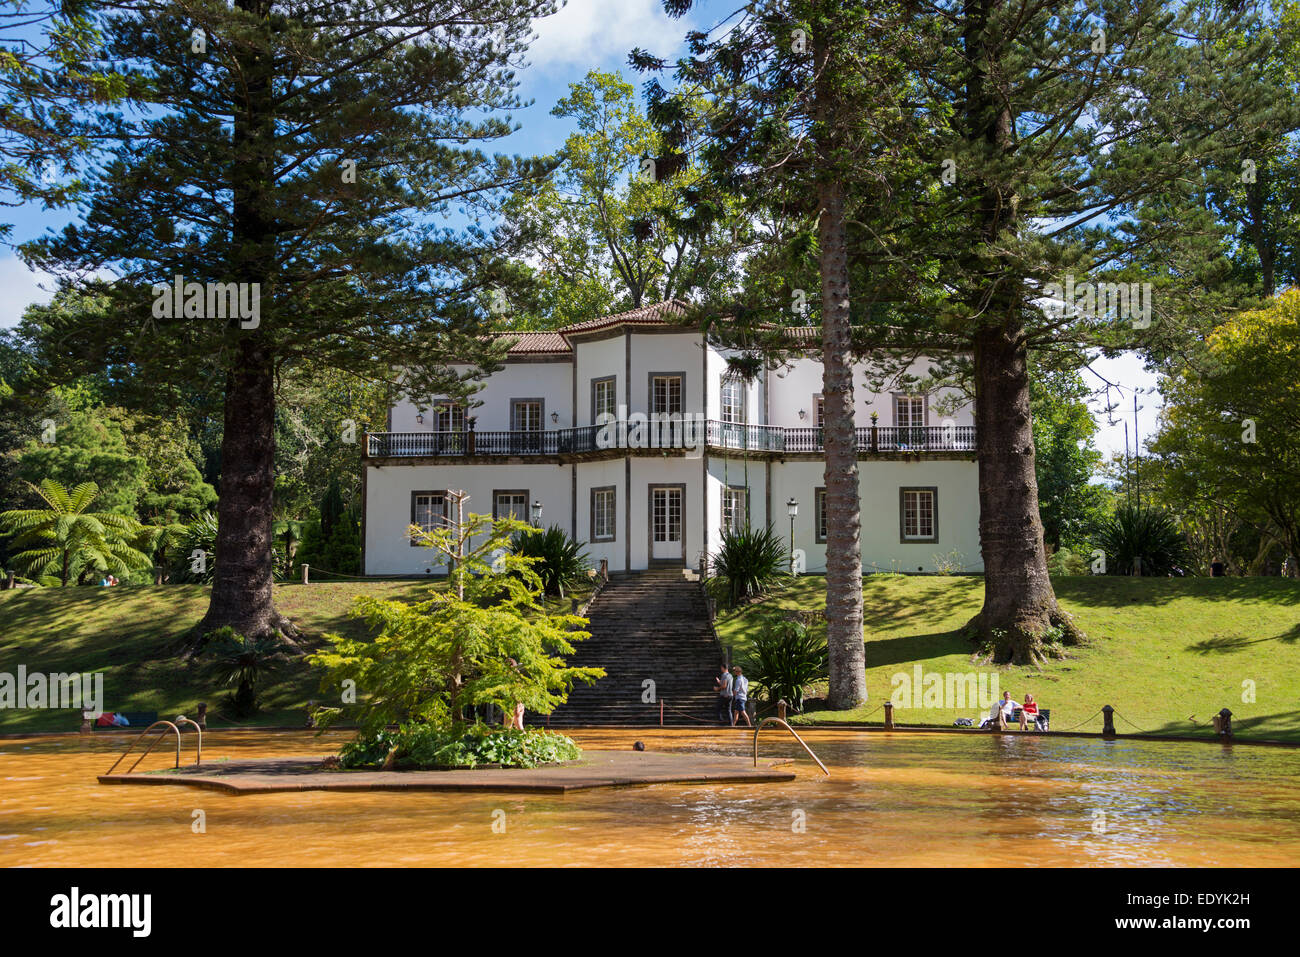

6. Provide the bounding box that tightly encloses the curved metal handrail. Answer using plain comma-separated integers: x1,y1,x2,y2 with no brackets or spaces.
104,721,182,775
753,717,830,776
174,715,202,766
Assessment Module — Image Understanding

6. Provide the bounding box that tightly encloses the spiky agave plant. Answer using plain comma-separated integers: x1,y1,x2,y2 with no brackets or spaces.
510,525,590,598
1096,504,1192,576
710,524,789,608
747,618,828,712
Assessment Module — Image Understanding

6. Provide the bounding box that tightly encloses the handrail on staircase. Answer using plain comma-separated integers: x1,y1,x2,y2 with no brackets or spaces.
753,716,830,776
104,720,188,775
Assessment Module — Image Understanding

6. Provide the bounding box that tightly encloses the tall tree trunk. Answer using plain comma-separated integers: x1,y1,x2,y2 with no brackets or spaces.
970,322,1077,664
961,0,1078,665
197,0,292,642
199,338,292,640
814,25,867,710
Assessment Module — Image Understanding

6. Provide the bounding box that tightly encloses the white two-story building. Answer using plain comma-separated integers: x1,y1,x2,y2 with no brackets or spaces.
362,300,982,576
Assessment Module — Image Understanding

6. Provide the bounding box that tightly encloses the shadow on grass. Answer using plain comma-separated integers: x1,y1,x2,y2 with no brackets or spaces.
862,630,972,669
1052,575,1300,609
1136,710,1300,742
1186,623,1300,655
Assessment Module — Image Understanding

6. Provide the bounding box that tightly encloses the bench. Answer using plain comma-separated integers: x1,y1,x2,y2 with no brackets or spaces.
1011,707,1050,731
978,708,1050,731
90,711,159,730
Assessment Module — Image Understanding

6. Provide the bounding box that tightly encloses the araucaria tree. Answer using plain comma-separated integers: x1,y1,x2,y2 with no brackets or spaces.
633,0,924,707
25,0,559,639
910,0,1287,662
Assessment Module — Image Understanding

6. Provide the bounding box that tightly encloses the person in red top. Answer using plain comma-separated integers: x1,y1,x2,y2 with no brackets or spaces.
1019,693,1039,730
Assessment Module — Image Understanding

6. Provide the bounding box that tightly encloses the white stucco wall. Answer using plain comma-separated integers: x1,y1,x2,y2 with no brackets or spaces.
766,356,974,429
389,360,573,433
364,462,572,575
767,458,982,573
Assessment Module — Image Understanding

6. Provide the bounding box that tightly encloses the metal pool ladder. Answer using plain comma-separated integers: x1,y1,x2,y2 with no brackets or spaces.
753,716,830,776
104,717,203,775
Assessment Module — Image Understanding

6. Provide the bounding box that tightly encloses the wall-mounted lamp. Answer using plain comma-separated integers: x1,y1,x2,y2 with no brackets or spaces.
550,411,559,424
415,413,424,425
531,501,543,526
798,409,807,421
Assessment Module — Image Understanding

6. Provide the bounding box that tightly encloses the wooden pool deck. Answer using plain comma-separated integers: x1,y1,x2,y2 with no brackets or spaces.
97,750,798,794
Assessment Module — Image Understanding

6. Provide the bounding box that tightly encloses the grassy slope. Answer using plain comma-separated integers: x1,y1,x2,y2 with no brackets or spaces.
714,575,1300,742
0,580,592,734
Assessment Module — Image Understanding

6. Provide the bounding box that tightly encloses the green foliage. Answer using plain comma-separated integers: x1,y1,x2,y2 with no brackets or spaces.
745,618,828,713
1150,290,1300,568
709,524,789,608
509,524,589,597
1095,504,1193,578
1046,548,1090,577
339,723,581,770
0,478,151,585
203,627,286,718
501,69,738,327
309,513,603,737
174,512,217,583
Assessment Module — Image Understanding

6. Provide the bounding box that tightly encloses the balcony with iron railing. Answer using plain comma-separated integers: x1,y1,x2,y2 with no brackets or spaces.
365,421,976,459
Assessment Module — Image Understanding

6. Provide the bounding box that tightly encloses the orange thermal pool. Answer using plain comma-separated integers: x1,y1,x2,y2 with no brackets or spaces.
3,728,1299,867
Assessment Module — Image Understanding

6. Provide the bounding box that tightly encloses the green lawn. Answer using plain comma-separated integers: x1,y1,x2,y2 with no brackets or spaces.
714,575,1300,742
0,579,593,734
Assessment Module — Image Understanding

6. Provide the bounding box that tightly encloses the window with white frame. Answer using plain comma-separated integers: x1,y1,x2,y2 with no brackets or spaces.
493,490,528,521
512,399,542,432
900,487,937,542
722,486,748,533
813,395,825,427
433,401,464,432
410,490,446,544
592,376,617,423
815,487,828,543
894,394,927,429
720,377,744,424
651,375,683,414
591,486,616,541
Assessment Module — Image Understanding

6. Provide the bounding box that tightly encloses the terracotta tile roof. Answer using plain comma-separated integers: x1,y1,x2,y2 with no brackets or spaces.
495,302,819,356
558,299,692,337
500,331,570,355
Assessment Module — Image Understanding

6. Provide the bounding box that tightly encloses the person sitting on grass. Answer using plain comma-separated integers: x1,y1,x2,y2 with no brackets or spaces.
729,665,752,728
1020,693,1040,730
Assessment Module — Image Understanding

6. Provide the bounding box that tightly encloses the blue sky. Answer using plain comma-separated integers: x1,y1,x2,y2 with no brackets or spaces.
0,0,1158,458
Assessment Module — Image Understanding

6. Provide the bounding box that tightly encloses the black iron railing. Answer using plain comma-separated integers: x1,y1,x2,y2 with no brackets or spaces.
365,422,976,458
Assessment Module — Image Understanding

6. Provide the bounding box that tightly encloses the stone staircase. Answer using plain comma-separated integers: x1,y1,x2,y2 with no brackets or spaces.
542,568,724,727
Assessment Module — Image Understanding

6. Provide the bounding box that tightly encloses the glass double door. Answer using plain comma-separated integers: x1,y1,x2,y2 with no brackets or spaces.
649,485,683,562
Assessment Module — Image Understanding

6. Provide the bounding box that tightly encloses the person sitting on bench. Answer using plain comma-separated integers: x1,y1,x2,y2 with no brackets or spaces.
980,691,1020,730
1020,693,1040,730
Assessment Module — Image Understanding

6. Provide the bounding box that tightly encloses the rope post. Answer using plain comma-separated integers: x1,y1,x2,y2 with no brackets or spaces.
5,570,14,589
777,699,787,721
1101,704,1116,737
883,700,894,730
301,564,310,585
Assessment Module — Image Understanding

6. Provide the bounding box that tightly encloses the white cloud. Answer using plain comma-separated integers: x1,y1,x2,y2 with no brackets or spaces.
0,255,56,329
528,0,684,73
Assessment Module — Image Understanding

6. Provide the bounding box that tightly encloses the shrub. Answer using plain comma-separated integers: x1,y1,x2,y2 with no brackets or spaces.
746,618,828,712
510,524,589,597
204,626,285,717
1046,547,1089,576
339,723,582,769
710,524,789,608
1095,504,1193,576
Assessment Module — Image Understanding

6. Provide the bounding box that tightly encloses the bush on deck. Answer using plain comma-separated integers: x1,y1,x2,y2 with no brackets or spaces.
340,723,582,770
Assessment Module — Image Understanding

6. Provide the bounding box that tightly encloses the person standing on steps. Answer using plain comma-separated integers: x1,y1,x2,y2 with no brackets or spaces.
730,665,752,728
714,663,733,725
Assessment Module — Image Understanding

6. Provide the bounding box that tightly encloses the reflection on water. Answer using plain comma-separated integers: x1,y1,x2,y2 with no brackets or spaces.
2,729,1298,867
